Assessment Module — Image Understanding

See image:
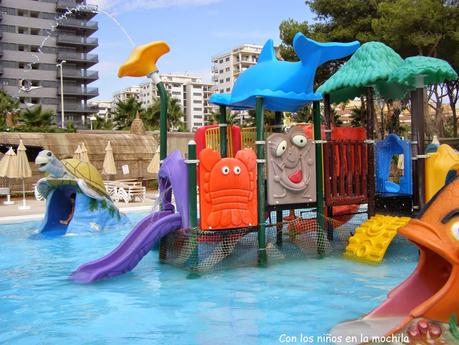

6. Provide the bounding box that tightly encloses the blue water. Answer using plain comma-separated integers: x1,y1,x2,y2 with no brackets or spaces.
0,213,418,345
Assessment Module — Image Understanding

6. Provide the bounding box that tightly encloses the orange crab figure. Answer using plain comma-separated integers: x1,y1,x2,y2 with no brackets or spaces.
199,148,258,230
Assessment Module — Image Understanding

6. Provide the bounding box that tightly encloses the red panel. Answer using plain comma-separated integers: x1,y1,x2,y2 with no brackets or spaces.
199,148,257,230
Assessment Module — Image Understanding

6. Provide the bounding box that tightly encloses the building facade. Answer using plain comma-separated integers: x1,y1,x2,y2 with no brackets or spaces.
0,0,99,128
211,44,263,95
135,73,213,131
88,99,112,121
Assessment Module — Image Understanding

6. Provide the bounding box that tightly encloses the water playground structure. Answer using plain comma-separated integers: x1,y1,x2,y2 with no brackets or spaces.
34,150,128,235
69,33,459,340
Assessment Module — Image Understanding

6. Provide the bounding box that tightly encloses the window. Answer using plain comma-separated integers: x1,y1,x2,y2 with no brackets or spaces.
226,77,230,82
225,57,229,62
219,69,223,73
193,107,202,111
30,28,40,36
30,11,39,18
193,100,201,104
226,88,231,92
225,67,230,72
17,10,26,16
219,59,223,63
18,45,25,51
219,79,224,83
17,27,27,34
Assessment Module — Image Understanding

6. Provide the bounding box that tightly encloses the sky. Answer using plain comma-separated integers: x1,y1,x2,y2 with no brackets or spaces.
90,0,314,100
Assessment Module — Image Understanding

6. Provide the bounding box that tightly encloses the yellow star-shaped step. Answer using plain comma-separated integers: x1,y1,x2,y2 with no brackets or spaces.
344,214,411,264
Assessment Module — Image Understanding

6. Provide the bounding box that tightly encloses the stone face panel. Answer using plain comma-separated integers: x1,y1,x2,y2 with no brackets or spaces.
266,126,316,205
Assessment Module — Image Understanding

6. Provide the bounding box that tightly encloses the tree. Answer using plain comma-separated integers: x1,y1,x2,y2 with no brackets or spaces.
149,97,185,131
92,116,114,130
0,91,20,127
279,0,458,136
18,105,55,128
111,97,142,130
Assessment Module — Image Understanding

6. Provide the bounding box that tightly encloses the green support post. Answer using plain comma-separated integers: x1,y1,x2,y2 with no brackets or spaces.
219,105,227,158
187,140,198,228
274,111,283,246
157,80,168,161
313,101,326,256
152,72,168,262
187,140,200,278
256,97,267,266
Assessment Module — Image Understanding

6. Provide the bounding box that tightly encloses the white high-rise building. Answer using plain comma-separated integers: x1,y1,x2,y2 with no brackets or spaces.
211,44,263,95
112,85,141,104
113,73,213,132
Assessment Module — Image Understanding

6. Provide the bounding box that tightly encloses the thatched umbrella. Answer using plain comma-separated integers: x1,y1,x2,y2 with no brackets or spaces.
80,142,89,163
0,147,18,205
73,144,82,160
16,140,32,210
147,146,160,174
102,141,117,178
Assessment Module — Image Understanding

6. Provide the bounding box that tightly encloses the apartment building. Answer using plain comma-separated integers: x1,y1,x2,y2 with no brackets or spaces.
137,73,213,131
112,85,141,104
89,99,111,121
0,0,99,128
211,44,263,95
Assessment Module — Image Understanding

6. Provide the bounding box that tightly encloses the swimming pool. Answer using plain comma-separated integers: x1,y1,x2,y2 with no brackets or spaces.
0,213,418,345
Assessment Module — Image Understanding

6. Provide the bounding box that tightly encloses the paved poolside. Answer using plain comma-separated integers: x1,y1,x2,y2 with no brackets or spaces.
0,191,158,223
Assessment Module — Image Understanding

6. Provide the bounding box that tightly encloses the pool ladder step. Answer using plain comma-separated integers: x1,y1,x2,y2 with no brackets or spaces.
344,215,411,264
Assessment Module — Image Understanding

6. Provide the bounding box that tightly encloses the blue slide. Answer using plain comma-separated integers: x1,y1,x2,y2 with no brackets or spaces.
70,210,182,283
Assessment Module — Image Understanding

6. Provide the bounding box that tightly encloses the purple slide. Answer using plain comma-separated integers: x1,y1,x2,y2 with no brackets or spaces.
70,210,182,283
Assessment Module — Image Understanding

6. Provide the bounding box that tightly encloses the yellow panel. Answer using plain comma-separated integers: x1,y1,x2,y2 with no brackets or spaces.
425,144,459,202
344,215,411,264
118,41,170,78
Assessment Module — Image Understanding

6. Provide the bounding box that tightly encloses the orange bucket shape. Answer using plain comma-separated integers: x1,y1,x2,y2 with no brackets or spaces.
199,148,258,230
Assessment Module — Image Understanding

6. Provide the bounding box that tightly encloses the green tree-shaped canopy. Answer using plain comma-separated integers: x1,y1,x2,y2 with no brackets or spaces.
317,42,406,103
317,42,458,104
388,56,458,87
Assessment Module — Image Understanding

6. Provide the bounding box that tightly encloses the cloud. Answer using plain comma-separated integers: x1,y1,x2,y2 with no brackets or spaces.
91,0,221,14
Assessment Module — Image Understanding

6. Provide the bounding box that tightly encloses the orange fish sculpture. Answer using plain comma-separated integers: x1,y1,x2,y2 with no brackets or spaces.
332,177,459,341
199,148,257,230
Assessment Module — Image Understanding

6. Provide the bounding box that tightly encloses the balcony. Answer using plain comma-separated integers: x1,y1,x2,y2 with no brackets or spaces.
56,34,98,48
56,1,98,17
60,103,98,113
57,52,98,65
60,69,98,81
58,86,99,97
57,18,98,32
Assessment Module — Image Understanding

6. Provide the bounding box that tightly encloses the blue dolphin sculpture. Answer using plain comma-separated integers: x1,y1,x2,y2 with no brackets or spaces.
210,33,360,111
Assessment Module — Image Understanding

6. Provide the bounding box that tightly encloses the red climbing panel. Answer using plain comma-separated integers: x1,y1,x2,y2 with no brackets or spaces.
199,148,258,230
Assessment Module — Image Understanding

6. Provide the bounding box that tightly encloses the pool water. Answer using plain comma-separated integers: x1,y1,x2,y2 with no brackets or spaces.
0,213,418,345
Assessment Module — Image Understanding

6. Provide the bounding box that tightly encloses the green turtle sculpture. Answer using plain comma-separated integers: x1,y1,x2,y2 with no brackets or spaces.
34,150,128,235
35,150,109,200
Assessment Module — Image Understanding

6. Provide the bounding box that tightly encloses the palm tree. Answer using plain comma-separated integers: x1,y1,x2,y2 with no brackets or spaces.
207,110,241,126
93,116,114,130
18,105,55,128
111,97,143,130
150,97,185,131
0,91,20,127
350,106,364,127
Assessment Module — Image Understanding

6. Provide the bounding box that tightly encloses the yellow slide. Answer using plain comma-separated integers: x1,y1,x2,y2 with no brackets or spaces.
344,215,410,264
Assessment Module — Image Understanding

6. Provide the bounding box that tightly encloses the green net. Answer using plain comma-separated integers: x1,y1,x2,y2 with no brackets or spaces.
160,209,368,273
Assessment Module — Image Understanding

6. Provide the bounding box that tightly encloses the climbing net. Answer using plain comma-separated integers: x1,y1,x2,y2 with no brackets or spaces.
160,208,368,273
